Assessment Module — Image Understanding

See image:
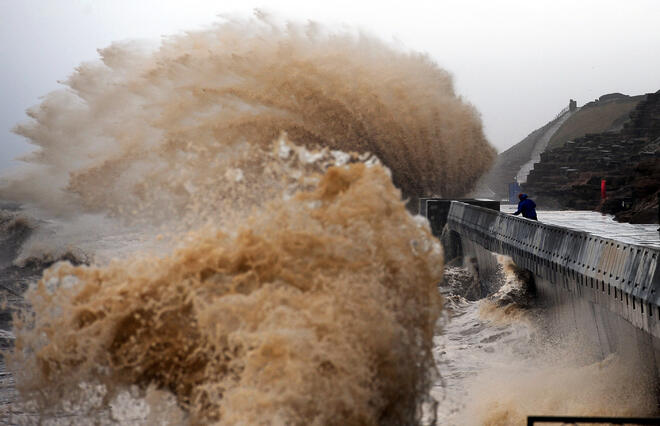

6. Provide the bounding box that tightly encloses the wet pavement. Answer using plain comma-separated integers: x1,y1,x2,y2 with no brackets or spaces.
501,205,660,249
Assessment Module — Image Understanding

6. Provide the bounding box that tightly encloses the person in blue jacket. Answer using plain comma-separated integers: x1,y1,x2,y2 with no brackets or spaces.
513,193,538,220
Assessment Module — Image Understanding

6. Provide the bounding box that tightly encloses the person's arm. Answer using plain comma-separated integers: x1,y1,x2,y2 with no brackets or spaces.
513,202,522,215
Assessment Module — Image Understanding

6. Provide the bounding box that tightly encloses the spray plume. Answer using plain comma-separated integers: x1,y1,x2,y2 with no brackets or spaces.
2,14,494,219
1,14,497,424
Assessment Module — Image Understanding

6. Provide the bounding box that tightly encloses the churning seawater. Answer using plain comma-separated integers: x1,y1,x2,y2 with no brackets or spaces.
0,15,493,424
431,259,657,426
0,13,656,425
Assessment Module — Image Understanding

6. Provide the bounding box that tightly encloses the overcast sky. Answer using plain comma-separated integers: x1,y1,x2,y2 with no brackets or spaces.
1,0,659,171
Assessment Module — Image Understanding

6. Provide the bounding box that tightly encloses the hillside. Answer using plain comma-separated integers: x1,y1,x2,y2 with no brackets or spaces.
472,106,573,199
547,93,644,150
474,93,646,200
522,90,660,223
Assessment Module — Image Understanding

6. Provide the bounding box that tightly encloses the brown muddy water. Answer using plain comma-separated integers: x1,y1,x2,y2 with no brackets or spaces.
0,14,655,425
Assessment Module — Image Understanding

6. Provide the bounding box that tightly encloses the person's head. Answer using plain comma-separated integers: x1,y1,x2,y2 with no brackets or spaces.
518,193,528,200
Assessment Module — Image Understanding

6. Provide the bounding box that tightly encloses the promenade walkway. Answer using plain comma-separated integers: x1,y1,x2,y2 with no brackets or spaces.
501,205,660,248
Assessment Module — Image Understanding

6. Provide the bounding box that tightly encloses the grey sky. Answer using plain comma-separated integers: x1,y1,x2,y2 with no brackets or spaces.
1,0,659,171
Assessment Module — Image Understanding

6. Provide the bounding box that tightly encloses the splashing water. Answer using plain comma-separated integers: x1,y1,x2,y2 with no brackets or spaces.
0,14,501,424
1,14,493,222
9,163,444,424
3,13,654,420
433,262,657,425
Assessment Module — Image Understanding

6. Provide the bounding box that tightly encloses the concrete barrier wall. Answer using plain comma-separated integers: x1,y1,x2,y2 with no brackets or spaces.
425,199,500,237
447,201,660,339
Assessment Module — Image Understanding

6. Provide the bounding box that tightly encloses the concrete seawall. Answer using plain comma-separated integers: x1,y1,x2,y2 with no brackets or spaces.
446,201,660,373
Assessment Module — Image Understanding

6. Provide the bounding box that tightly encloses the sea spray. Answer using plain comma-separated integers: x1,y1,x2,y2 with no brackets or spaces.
0,14,501,423
464,353,656,425
1,14,494,225
9,162,444,424
434,259,657,425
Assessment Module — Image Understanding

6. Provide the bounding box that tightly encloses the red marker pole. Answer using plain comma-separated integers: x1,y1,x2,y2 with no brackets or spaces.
601,179,607,199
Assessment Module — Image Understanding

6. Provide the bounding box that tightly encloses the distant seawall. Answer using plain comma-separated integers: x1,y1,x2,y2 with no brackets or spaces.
446,201,660,374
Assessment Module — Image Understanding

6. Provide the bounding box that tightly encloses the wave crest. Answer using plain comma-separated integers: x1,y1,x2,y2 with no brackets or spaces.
3,15,494,218
11,163,444,423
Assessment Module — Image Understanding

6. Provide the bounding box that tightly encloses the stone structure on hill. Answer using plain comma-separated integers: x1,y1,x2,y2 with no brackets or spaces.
472,93,644,200
522,90,660,223
470,100,576,199
546,93,644,150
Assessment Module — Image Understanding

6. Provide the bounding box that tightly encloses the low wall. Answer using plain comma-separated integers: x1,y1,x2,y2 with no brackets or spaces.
422,199,500,237
446,201,660,345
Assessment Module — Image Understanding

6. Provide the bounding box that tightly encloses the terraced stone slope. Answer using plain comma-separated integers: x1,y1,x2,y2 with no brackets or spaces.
523,90,660,223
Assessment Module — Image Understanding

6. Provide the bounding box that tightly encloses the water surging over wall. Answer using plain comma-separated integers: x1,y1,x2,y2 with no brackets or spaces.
0,15,499,424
